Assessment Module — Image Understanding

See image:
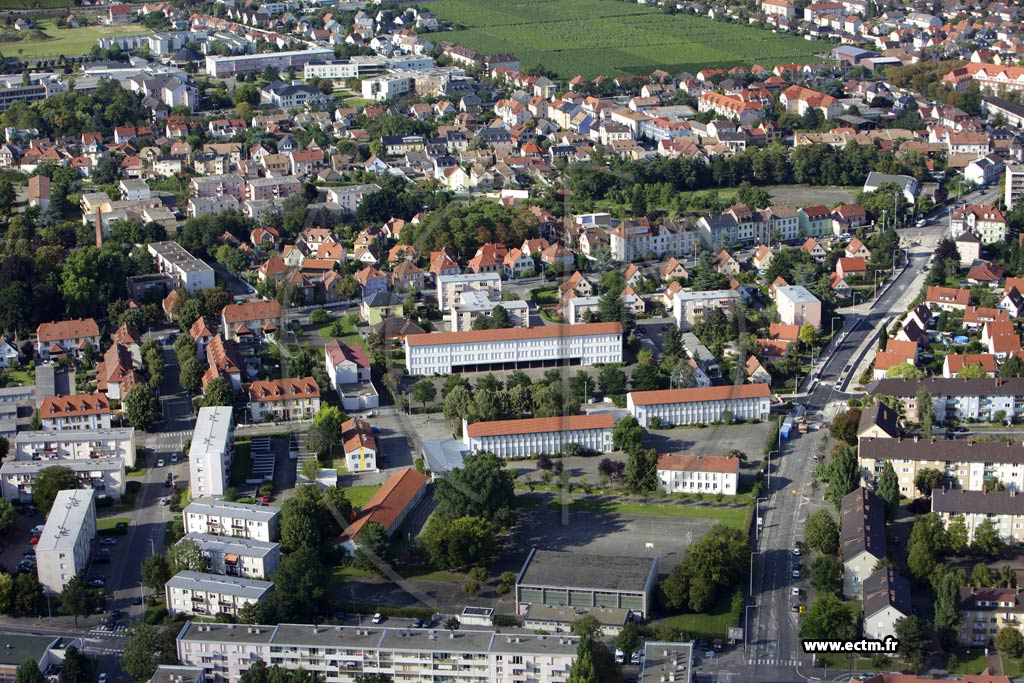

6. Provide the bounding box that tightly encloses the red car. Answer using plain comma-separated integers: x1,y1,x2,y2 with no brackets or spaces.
29,536,39,545
261,495,272,503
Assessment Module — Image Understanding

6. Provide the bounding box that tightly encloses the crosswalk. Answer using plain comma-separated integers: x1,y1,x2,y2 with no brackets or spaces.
89,626,129,636
746,658,798,667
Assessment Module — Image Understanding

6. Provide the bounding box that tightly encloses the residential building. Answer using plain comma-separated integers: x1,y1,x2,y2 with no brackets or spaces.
13,428,136,467
775,285,821,328
247,378,320,422
35,319,100,361
35,489,96,593
0,458,125,503
405,323,623,376
462,414,614,458
862,568,912,641
960,587,1024,646
180,533,281,579
324,340,371,390
340,418,377,473
326,183,381,216
221,301,283,342
189,407,234,498
1006,165,1024,211
205,48,335,77
841,488,886,598
870,378,1024,424
951,205,1007,245
926,286,971,312
165,571,273,617
147,242,217,294
40,394,111,431
338,468,428,555
0,635,86,683
626,384,771,428
656,454,739,495
671,289,741,329
449,292,529,332
516,549,658,619
183,500,279,542
944,353,998,378
436,273,502,311
933,489,1024,545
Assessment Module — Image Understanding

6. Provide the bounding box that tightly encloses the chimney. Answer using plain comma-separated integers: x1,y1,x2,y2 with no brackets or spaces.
95,207,102,248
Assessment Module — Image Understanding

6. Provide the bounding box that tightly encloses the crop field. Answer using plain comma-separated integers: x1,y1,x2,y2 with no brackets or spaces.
0,0,74,9
431,0,822,78
0,20,149,59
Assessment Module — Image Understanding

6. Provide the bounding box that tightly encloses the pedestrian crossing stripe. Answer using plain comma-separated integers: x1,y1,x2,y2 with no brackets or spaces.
745,659,798,666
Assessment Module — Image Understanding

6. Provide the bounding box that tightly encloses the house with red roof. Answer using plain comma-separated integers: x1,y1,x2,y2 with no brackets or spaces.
656,454,739,495
248,377,320,422
339,468,429,554
36,319,101,361
40,393,111,430
220,300,283,342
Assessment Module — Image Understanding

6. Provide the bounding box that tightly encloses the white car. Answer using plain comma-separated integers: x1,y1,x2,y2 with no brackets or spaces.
791,587,802,597
159,498,170,506
98,675,107,683
170,453,179,463
156,459,165,467
372,613,384,624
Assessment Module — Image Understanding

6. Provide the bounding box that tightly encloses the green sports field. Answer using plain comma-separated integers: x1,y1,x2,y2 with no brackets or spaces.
0,19,149,59
431,0,822,78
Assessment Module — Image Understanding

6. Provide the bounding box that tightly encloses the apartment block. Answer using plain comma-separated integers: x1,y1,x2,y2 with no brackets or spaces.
462,414,615,458
147,241,216,294
40,394,111,431
436,273,502,311
181,533,281,580
840,488,886,598
870,378,1024,423
0,457,125,502
183,500,280,543
671,289,741,329
960,587,1024,646
189,407,234,498
205,48,334,77
35,319,101,361
1005,164,1024,211
36,489,97,593
14,428,136,468
627,384,771,428
775,285,822,329
165,571,273,617
933,489,1024,544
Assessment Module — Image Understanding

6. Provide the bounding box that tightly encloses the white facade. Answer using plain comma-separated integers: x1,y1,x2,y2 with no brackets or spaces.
462,414,615,458
1,457,125,502
656,454,739,495
188,406,234,498
1006,164,1024,211
405,323,623,376
327,183,381,216
147,241,216,294
36,489,97,593
775,285,822,329
436,273,502,311
205,48,335,77
361,72,415,101
449,292,529,332
165,571,273,617
671,289,741,328
182,533,281,579
14,428,137,468
627,385,772,428
183,500,280,543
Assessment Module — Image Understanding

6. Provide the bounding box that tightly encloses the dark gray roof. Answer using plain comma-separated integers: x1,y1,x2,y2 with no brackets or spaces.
862,567,911,619
858,401,899,438
517,549,656,594
860,436,1024,465
363,290,403,307
933,488,1024,515
871,377,1024,398
956,230,981,244
841,488,886,561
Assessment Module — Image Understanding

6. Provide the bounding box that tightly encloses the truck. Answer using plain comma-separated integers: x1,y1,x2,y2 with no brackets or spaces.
780,417,794,439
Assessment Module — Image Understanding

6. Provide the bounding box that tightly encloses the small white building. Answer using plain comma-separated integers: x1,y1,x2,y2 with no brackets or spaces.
775,285,822,329
341,418,377,473
463,414,615,458
181,533,281,580
183,500,280,543
627,384,771,428
188,406,234,498
656,454,739,495
36,489,97,593
165,571,274,617
147,241,216,294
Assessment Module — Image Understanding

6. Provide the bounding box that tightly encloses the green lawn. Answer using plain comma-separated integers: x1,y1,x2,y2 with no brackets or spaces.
660,597,734,639
344,484,382,509
567,498,747,528
947,647,990,676
0,0,77,9
229,441,252,486
3,20,150,59
5,369,33,386
1003,656,1022,678
317,317,366,351
126,459,148,478
515,494,544,509
97,516,130,532
431,0,820,78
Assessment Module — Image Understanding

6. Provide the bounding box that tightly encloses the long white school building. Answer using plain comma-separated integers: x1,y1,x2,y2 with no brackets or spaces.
462,414,615,458
627,384,772,427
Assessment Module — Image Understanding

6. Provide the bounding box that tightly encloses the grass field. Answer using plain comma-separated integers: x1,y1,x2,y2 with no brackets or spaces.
0,0,74,9
344,483,381,509
0,19,149,59
431,0,822,78
567,498,748,529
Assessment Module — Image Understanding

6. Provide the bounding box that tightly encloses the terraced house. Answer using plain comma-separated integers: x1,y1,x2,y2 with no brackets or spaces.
247,378,320,422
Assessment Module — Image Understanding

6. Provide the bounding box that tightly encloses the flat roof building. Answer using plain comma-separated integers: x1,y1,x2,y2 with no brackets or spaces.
515,548,659,618
14,428,137,468
639,641,694,683
36,489,97,593
165,571,273,617
147,241,215,294
205,48,335,77
183,500,280,543
463,414,615,458
1,457,125,503
189,406,234,498
182,533,281,580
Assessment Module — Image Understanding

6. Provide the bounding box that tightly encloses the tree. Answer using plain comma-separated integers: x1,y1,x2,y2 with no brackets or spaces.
997,626,1024,659
305,405,344,458
934,571,963,649
412,379,437,408
893,616,931,672
972,563,993,587
907,513,947,582
32,465,77,513
804,510,839,555
124,384,160,430
568,632,600,683
14,661,43,683
798,324,817,346
659,525,748,613
876,462,900,520
59,575,96,627
958,363,989,379
421,516,498,570
239,661,268,683
611,415,643,451
280,495,322,551
178,355,203,393
12,573,41,617
61,646,88,683
141,554,171,593
598,367,627,396
972,518,1004,556
886,362,925,379
203,377,233,407
353,520,389,573
917,388,933,437
167,538,208,574
1001,354,1024,378
630,362,664,391
0,573,13,614
266,547,328,623
614,621,641,662
914,467,944,497
434,452,516,528
598,458,625,481
824,443,860,510
828,408,862,445
120,623,178,682
624,447,658,494
800,594,856,641
947,515,969,554
809,555,843,596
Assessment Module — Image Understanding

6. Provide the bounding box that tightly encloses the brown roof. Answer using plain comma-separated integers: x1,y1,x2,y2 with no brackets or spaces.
945,353,996,374
37,318,100,343
340,468,429,543
466,413,614,438
656,453,740,474
841,487,886,561
768,323,800,341
926,286,971,307
41,393,110,417
248,377,320,402
628,383,771,406
405,322,622,347
190,316,215,340
341,417,376,454
222,300,283,325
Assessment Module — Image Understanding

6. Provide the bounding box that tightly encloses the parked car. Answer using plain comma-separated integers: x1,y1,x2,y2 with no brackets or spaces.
99,537,117,546
159,498,170,506
170,453,179,463
372,613,384,624
156,459,165,467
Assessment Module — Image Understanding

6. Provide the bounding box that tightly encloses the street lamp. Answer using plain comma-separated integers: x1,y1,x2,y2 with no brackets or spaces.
830,315,843,339
873,269,886,298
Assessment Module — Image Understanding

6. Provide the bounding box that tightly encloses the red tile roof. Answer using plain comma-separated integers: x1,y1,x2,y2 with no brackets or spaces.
41,393,110,417
466,413,614,438
405,322,622,347
222,300,283,324
656,453,740,474
248,377,320,402
37,318,99,342
629,384,771,406
340,468,429,543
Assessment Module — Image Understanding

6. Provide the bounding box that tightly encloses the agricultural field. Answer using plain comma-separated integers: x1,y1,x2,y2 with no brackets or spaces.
0,19,149,59
0,0,73,9
430,0,823,78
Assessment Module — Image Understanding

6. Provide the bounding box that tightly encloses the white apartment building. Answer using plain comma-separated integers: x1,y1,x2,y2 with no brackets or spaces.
326,183,381,216
361,71,415,101
14,428,136,468
449,292,529,332
1006,164,1024,211
147,241,216,294
436,273,502,311
165,571,274,617
176,621,581,683
303,55,434,80
36,489,97,593
183,500,280,543
188,195,239,219
247,377,321,422
656,454,739,495
205,48,335,77
776,285,822,328
871,378,1024,424
190,174,245,201
627,384,771,428
608,219,699,262
671,289,741,329
405,323,623,376
951,204,1007,245
181,533,281,579
933,489,1024,545
40,394,112,431
0,457,125,502
859,436,1024,498
189,406,234,498
462,414,615,458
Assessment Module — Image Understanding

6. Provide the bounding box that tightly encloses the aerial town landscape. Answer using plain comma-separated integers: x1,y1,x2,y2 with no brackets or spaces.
2,0,1024,682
